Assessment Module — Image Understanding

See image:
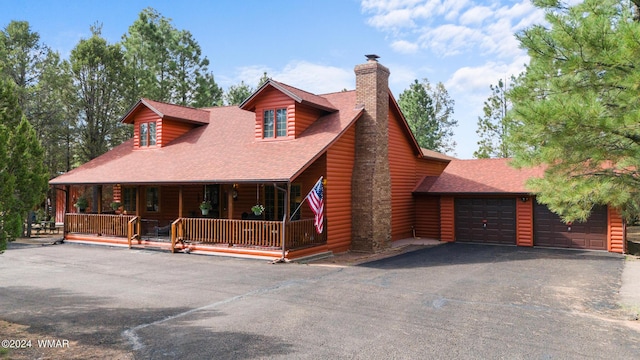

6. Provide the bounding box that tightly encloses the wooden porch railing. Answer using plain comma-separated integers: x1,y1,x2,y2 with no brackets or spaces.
285,218,326,248
63,214,326,253
170,218,183,253
64,213,136,238
127,216,141,248
170,218,326,252
172,218,282,248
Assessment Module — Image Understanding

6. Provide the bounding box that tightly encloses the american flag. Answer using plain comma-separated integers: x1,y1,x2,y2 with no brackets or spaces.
308,177,324,234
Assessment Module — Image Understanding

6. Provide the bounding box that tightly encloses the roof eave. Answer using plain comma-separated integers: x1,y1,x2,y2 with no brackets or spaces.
49,178,294,186
414,191,534,196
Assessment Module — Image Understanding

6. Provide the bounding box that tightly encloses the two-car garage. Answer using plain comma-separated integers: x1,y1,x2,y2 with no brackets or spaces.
413,158,625,254
452,198,608,250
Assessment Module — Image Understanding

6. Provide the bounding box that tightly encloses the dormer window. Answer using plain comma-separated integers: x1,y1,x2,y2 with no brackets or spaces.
140,121,157,147
263,108,287,138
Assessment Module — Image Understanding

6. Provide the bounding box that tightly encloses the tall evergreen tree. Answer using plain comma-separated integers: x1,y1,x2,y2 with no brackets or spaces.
192,72,223,107
0,21,47,107
0,80,48,252
0,21,75,177
70,24,129,162
474,77,514,158
398,78,457,154
122,7,221,107
257,71,270,88
224,81,253,106
508,0,640,221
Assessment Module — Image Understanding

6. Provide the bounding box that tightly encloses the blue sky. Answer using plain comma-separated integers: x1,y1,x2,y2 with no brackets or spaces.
1,0,548,159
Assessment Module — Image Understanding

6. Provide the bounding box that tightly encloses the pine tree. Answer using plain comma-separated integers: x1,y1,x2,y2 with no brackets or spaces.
398,78,457,154
122,7,222,107
0,80,48,252
70,24,129,162
474,77,514,158
224,81,253,106
509,0,640,221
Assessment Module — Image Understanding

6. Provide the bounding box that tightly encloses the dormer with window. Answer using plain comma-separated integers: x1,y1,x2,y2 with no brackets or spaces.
121,98,210,149
241,80,338,140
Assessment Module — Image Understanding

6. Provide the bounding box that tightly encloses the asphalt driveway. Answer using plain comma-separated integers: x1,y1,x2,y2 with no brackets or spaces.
1,241,639,359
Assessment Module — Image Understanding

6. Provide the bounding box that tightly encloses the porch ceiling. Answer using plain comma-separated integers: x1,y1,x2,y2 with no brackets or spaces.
50,92,361,186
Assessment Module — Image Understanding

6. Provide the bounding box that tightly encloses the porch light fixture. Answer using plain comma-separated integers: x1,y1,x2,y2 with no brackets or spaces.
520,196,529,202
232,184,238,200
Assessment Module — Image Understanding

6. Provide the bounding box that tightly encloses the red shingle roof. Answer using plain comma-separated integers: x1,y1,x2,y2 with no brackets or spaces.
241,80,337,112
50,91,362,185
121,98,210,125
421,148,456,162
414,158,545,194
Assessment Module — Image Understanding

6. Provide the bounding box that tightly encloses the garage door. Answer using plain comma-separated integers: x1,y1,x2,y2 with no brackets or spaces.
454,198,516,244
533,203,607,250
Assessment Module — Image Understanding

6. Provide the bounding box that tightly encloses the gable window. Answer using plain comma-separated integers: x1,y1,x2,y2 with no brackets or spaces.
276,109,287,137
263,110,274,138
263,108,287,138
139,122,157,147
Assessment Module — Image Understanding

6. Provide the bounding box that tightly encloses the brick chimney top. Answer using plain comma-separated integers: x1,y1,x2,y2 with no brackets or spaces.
365,54,380,62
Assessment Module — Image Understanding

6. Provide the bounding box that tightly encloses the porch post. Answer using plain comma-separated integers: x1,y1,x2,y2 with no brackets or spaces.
284,182,291,257
65,185,71,213
227,185,234,219
136,185,141,235
178,186,183,218
97,185,102,214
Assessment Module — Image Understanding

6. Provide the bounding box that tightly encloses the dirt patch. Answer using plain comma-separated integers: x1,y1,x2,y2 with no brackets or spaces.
0,320,133,360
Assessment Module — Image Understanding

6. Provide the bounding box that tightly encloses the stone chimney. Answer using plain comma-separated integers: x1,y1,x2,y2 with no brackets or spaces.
351,55,392,252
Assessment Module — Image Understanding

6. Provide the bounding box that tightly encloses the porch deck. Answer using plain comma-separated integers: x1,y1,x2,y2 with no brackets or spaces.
63,213,327,260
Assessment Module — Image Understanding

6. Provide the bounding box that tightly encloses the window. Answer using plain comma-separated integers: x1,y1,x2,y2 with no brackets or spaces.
264,184,301,220
146,187,159,212
263,108,287,138
276,109,287,137
149,122,157,145
123,187,137,212
204,184,220,218
140,123,148,146
263,110,274,138
139,122,157,147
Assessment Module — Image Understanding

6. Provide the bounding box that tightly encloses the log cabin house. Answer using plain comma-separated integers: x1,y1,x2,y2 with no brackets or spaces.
49,56,626,260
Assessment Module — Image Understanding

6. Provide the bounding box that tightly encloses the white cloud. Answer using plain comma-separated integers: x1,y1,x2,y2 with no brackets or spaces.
440,0,470,21
446,55,528,95
367,8,417,29
391,39,420,54
362,0,544,59
361,0,425,13
220,61,354,95
274,61,354,94
459,5,493,25
419,24,484,56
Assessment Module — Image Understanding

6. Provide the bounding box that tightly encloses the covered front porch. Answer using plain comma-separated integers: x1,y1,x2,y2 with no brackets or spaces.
63,213,327,260
53,152,329,260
